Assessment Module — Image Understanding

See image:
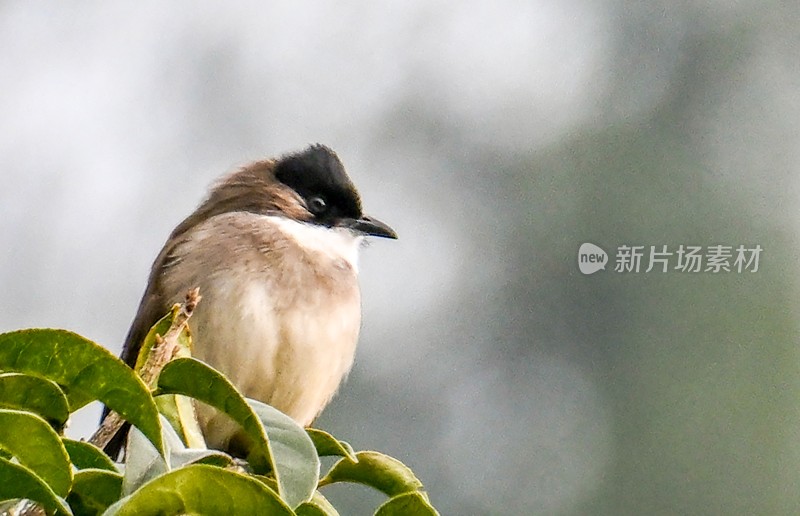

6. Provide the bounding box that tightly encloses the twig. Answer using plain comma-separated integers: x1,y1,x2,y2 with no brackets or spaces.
88,288,201,450
138,287,201,387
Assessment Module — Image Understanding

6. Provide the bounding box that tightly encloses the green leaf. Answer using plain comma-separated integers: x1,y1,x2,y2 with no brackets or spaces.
0,329,164,457
374,492,439,516
154,394,206,449
122,414,185,496
66,469,122,516
63,439,118,472
319,451,425,497
306,428,358,462
295,491,340,516
168,448,234,469
0,456,72,515
154,358,273,474
0,373,69,429
295,504,328,516
123,415,233,500
104,464,294,516
0,409,72,497
248,398,320,508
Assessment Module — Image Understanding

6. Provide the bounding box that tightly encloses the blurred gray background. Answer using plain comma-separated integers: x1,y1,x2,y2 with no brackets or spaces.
2,2,799,514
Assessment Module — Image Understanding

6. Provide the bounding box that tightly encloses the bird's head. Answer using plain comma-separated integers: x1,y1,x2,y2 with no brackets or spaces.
173,144,397,241
273,145,397,239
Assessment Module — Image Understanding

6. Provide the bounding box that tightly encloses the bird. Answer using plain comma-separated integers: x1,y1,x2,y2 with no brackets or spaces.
103,144,396,458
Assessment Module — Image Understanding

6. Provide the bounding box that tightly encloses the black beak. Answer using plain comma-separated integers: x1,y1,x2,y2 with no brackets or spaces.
342,215,397,239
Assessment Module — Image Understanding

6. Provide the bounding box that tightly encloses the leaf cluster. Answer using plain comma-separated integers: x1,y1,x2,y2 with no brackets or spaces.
0,321,438,515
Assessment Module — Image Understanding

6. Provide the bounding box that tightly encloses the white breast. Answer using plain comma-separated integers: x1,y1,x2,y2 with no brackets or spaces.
173,214,364,449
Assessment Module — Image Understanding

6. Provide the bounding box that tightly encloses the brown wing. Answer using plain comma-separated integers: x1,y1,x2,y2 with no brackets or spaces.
119,248,180,368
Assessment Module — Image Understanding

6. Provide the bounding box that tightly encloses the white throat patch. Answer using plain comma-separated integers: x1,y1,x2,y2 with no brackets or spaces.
265,215,364,272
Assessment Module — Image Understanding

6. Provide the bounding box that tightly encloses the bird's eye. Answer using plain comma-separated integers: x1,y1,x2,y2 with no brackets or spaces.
307,196,327,215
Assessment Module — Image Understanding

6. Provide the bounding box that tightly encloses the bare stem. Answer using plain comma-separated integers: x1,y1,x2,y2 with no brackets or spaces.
88,288,201,450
